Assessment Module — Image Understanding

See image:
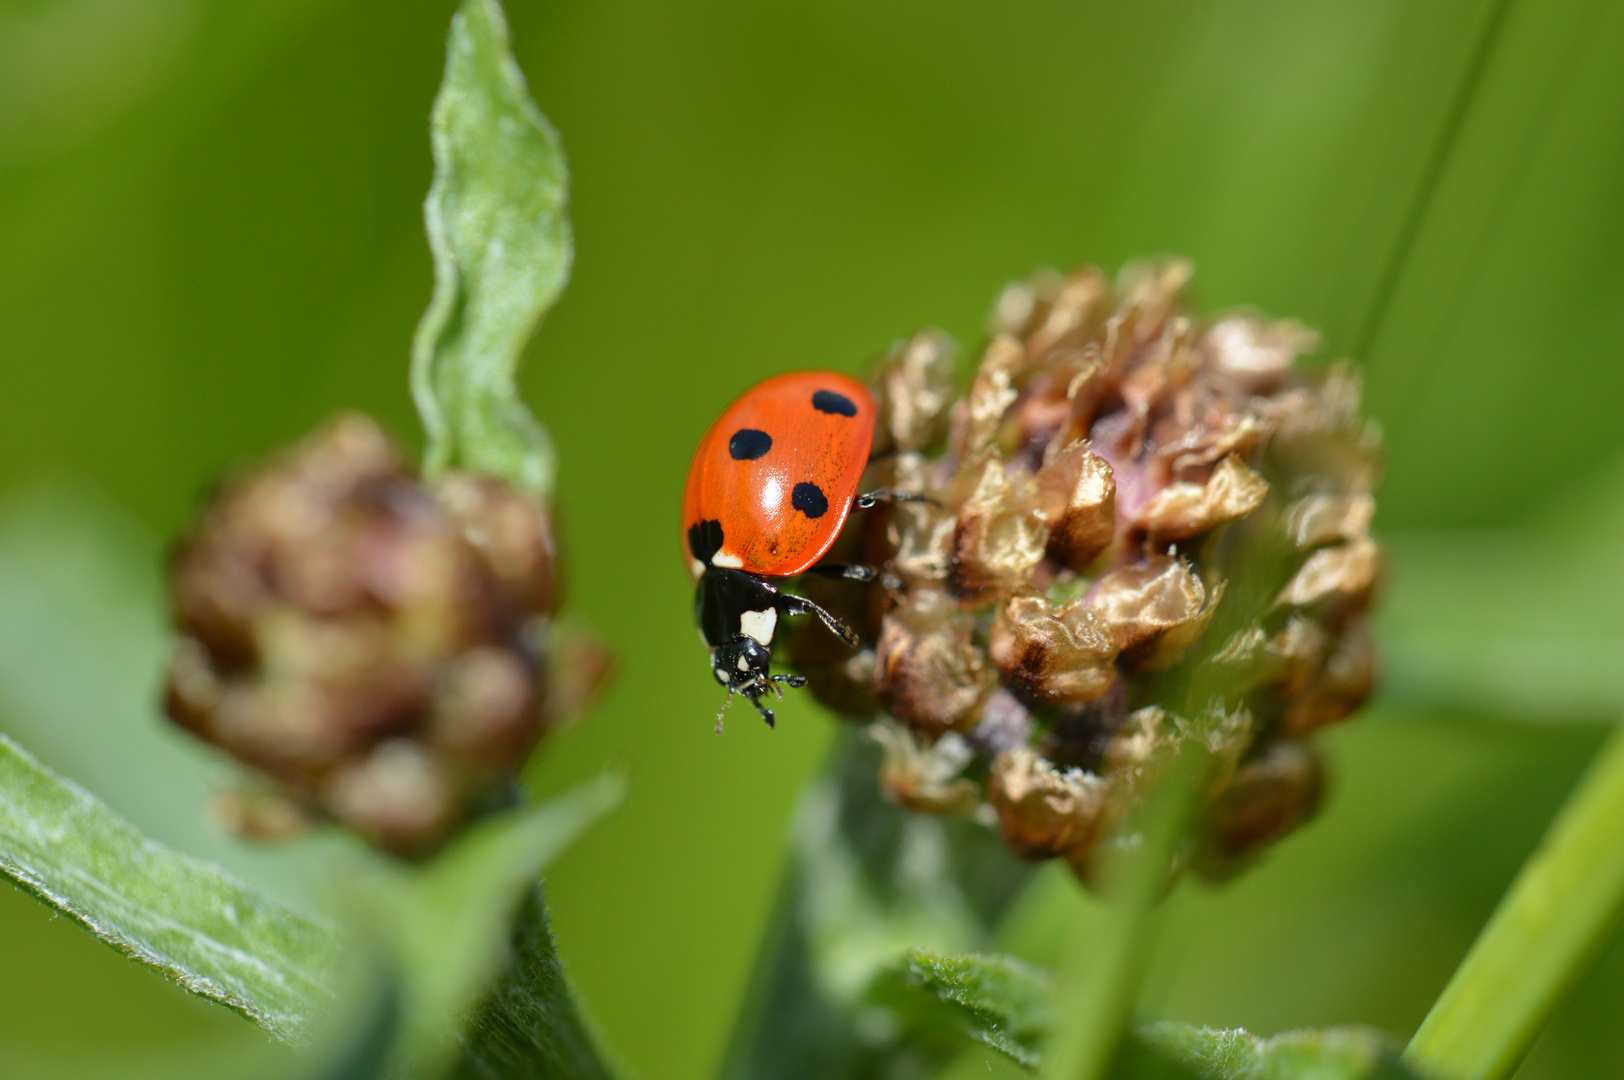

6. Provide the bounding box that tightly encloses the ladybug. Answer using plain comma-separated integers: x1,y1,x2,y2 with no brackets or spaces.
683,370,919,730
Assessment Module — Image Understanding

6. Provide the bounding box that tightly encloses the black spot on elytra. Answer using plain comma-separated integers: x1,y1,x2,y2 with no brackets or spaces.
728,428,772,460
792,482,828,519
688,519,724,563
811,389,857,417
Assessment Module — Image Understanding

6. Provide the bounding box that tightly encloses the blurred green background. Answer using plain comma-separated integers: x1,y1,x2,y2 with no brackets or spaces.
2,0,1623,1076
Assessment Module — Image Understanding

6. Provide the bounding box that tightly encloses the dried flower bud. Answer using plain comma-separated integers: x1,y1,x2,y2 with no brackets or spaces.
163,413,608,856
792,261,1381,883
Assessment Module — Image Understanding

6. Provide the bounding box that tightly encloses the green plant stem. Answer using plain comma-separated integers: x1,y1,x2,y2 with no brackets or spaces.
1405,720,1624,1080
1043,750,1206,1080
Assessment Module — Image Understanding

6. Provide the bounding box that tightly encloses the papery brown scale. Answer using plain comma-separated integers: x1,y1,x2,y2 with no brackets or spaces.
986,748,1109,859
1198,313,1318,395
1139,455,1269,545
989,594,1119,706
1152,403,1272,485
871,721,981,815
874,589,996,735
1018,266,1112,361
1283,619,1376,735
1035,441,1116,570
948,454,1049,604
872,329,957,455
949,335,1024,457
1286,492,1375,549
1089,556,1220,669
1274,535,1380,620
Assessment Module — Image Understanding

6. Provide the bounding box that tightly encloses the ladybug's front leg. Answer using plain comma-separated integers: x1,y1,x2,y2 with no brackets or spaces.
853,488,937,510
777,592,860,647
808,563,878,583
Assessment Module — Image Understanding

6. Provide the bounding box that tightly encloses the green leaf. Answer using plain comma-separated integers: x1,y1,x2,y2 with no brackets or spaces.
1130,1022,1416,1080
870,949,1055,1070
363,772,623,1075
411,0,571,499
451,888,616,1080
855,948,1417,1080
0,732,338,1043
716,730,1035,1080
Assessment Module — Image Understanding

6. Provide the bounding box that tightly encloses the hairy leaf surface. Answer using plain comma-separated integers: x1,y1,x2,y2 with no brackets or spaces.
411,0,571,498
0,734,337,1042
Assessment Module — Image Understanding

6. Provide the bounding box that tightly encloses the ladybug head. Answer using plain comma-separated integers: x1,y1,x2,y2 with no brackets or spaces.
712,636,773,693
710,636,807,730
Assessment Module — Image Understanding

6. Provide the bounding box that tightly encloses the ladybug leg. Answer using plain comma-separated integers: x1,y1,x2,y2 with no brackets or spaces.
854,489,938,510
778,593,860,647
745,687,777,728
808,563,878,583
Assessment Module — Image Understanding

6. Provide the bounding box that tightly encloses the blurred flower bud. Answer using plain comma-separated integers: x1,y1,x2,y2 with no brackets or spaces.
1194,739,1325,880
163,413,608,856
870,720,981,815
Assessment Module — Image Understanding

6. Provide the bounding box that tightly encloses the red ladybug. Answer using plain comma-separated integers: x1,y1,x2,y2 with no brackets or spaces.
683,370,918,729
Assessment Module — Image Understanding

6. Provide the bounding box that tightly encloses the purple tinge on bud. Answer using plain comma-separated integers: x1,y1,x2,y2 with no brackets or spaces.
163,413,608,856
794,261,1382,884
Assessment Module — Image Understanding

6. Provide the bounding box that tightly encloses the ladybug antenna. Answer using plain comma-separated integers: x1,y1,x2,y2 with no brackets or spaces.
714,689,736,735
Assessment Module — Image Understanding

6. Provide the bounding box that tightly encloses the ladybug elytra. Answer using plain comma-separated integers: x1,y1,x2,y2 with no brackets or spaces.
682,370,920,730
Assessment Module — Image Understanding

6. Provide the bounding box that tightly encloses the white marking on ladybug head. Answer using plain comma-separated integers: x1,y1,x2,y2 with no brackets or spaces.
712,656,729,684
711,549,745,569
737,654,751,672
740,607,778,646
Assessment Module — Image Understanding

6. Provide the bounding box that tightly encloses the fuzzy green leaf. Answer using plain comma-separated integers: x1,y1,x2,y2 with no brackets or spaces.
0,733,338,1043
411,0,571,499
451,887,616,1080
870,949,1054,1070
362,772,623,1075
1128,1022,1417,1080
